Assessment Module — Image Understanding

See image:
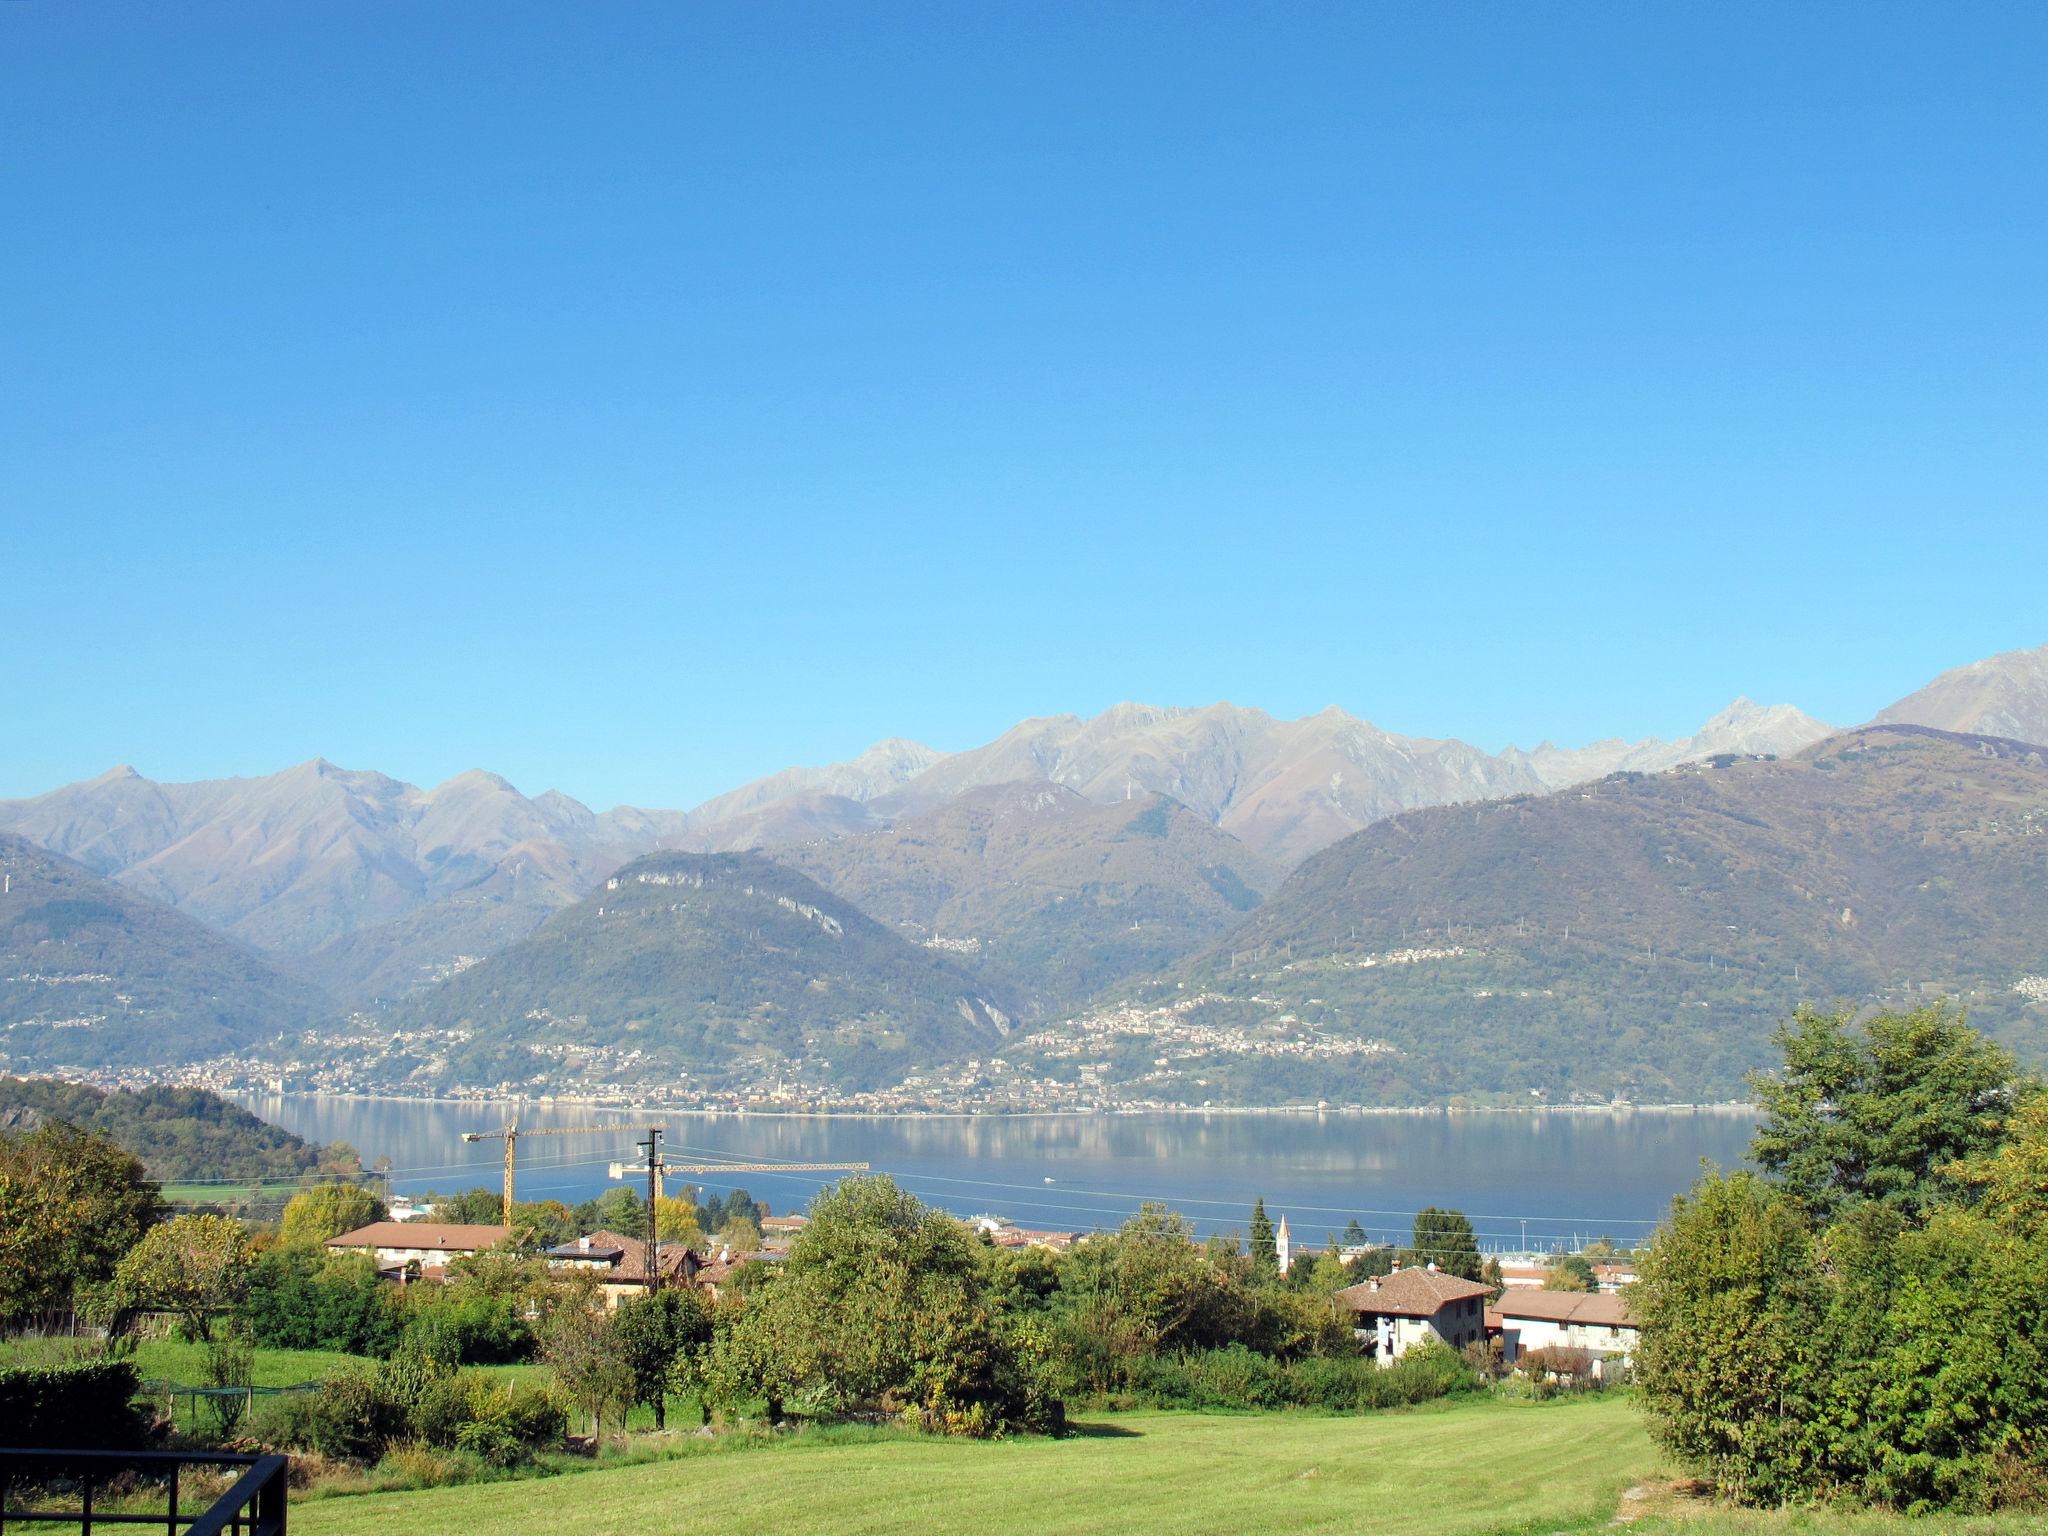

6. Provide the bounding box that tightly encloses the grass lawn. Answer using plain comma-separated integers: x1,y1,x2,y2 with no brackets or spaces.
127,1338,363,1387
295,1394,1658,1536
161,1181,308,1204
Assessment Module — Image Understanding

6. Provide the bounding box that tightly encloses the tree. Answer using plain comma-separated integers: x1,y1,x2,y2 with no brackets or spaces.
1637,1008,2048,1513
1951,1090,2048,1234
1541,1255,1594,1292
611,1287,713,1429
1248,1198,1276,1276
716,1210,761,1254
241,1248,403,1355
653,1195,703,1247
1408,1208,1482,1281
708,1175,1060,1434
280,1183,385,1247
432,1188,507,1226
1749,1003,2021,1224
115,1213,252,1340
0,1122,163,1322
1633,1169,1828,1504
577,1185,644,1235
1340,1217,1368,1249
541,1304,633,1443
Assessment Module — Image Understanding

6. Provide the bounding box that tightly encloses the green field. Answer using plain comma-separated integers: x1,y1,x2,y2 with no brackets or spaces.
299,1395,1652,1536
160,1181,309,1205
289,1393,2048,1536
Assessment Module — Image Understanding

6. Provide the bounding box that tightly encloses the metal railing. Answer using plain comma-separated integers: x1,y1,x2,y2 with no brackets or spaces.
0,1449,287,1536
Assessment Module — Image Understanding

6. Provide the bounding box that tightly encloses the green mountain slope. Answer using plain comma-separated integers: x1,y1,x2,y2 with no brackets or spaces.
386,850,1014,1093
784,782,1279,1021
0,834,330,1069
1144,727,2048,1105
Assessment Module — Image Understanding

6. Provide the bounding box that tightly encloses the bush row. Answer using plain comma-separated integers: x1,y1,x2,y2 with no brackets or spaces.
1122,1339,1480,1412
252,1349,566,1466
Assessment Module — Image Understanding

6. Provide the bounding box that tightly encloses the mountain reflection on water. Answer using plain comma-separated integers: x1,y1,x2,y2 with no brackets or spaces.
235,1096,1755,1252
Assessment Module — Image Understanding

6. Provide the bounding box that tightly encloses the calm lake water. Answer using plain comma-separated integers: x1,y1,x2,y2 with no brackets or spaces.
234,1095,1755,1254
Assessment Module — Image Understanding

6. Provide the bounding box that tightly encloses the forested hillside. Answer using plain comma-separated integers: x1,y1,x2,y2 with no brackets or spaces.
0,834,328,1069
1151,727,2048,1103
387,850,1013,1093
0,1078,341,1182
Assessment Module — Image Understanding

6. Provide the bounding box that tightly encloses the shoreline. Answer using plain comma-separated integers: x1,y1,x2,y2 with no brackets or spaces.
229,1087,1759,1121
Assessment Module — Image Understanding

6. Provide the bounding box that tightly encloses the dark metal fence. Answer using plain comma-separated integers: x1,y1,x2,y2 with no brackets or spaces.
0,1449,287,1536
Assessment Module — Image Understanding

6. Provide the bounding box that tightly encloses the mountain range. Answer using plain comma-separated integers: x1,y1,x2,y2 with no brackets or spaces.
0,694,1833,1007
1,640,2044,1101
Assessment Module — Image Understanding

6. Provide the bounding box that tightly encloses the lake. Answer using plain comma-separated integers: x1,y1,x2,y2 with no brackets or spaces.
233,1095,1755,1255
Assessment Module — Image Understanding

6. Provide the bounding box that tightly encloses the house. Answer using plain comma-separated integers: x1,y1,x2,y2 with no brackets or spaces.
1489,1289,1639,1365
760,1215,809,1238
1333,1263,1492,1363
541,1230,785,1307
325,1221,510,1272
965,1215,1082,1252
544,1232,631,1270
1591,1262,1637,1293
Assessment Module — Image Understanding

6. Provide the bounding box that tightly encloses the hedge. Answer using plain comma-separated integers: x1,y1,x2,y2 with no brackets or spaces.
0,1360,148,1448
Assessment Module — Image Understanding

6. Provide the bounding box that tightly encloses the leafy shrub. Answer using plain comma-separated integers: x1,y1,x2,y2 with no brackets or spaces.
403,1289,533,1364
453,1419,522,1468
1130,1346,1284,1410
257,1367,398,1462
406,1374,474,1448
1380,1339,1479,1401
1119,1339,1477,1413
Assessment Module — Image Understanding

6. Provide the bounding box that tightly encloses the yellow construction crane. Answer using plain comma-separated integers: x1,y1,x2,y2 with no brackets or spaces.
461,1120,638,1223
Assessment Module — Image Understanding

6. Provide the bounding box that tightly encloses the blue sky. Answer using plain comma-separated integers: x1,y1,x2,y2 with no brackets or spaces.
4,2,2043,810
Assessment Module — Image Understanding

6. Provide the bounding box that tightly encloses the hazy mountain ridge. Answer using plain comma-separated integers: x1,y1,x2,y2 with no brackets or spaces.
783,781,1281,1021
1139,725,2048,1105
0,833,328,1070
1505,698,1833,789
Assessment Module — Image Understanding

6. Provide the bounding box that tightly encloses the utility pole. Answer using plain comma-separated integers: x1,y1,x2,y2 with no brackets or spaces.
639,1127,661,1291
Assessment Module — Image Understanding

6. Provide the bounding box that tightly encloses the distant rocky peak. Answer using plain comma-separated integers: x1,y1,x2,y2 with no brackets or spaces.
1874,640,2048,748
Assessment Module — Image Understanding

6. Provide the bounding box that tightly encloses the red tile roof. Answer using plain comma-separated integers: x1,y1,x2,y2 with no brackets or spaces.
1333,1266,1492,1318
327,1222,510,1251
1492,1290,1637,1327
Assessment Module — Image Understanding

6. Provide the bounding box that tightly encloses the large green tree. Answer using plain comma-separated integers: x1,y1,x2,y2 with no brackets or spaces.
1407,1207,1482,1281
1748,1003,2021,1224
279,1183,385,1247
114,1212,252,1340
0,1121,162,1321
1639,1006,2048,1512
611,1287,713,1429
707,1175,1060,1434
